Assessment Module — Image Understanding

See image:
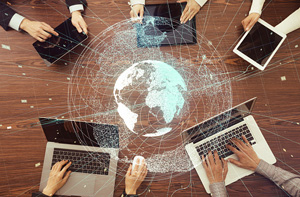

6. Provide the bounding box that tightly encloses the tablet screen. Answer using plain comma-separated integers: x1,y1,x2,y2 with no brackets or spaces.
237,22,283,65
136,3,197,47
33,18,88,64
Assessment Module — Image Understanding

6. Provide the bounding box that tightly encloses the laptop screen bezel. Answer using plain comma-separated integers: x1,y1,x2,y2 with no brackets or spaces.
181,97,257,144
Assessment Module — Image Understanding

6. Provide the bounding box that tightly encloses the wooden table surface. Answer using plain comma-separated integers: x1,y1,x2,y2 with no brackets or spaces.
0,0,300,196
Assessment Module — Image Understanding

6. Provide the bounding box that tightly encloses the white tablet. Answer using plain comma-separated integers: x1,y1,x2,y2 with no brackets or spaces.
233,19,286,70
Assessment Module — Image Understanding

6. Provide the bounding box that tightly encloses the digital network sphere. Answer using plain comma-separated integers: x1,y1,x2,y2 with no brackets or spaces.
113,60,187,137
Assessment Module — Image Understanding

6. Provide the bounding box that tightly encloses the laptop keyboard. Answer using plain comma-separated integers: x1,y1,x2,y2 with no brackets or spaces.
52,148,110,175
195,124,256,158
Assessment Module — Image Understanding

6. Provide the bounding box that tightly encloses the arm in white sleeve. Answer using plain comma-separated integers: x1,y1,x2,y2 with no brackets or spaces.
275,8,300,35
130,0,145,6
209,182,227,197
8,13,25,31
69,4,84,13
194,0,208,7
249,0,265,15
255,160,300,196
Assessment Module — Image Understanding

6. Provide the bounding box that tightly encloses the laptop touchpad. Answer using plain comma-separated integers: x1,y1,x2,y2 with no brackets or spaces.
56,173,96,196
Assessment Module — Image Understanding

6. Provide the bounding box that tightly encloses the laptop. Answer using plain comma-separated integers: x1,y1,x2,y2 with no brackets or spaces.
39,118,119,197
33,18,88,66
136,2,197,47
182,98,276,193
233,19,286,70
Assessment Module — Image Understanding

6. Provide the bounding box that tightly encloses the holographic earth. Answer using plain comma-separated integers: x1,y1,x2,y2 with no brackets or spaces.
114,60,187,137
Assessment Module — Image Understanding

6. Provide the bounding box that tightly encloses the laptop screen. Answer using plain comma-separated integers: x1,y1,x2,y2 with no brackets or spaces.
136,3,197,47
182,98,256,144
33,18,88,65
237,21,283,65
39,118,119,148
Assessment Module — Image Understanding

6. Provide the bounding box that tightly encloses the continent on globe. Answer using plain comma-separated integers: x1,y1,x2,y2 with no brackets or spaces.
113,60,187,137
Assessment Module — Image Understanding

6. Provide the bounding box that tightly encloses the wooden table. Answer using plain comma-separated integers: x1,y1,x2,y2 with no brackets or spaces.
0,0,299,196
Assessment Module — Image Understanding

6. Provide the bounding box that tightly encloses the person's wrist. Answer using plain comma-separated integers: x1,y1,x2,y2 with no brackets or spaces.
42,186,55,197
72,10,82,16
249,158,261,171
125,187,137,195
19,18,30,31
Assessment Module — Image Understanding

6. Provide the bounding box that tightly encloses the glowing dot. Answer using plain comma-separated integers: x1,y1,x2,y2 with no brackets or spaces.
281,76,286,81
202,55,206,60
297,122,299,125
49,98,52,101
35,163,41,167
84,185,86,188
0,124,2,127
64,63,68,65
30,106,34,108
295,45,298,48
251,67,254,70
291,155,294,158
67,77,71,80
283,148,286,152
74,141,76,143
7,126,12,129
265,104,267,106
208,41,212,45
61,116,64,118
21,100,27,103
18,65,22,68
22,73,26,76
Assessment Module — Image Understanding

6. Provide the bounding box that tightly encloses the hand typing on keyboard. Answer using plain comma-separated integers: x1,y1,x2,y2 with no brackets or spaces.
42,160,72,196
201,151,228,184
226,135,261,171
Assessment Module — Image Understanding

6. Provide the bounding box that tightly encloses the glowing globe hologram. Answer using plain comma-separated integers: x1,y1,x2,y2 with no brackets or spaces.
113,60,187,137
68,17,232,179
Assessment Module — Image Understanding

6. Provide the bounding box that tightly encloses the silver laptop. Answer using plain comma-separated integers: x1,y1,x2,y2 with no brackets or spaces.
233,19,286,70
182,98,276,193
39,118,119,197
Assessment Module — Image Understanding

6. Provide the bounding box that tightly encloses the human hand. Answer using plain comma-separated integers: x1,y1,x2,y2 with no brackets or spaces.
42,160,72,196
201,151,228,184
241,13,260,31
19,19,59,42
226,135,261,171
130,4,144,23
71,10,88,34
178,0,201,24
125,158,147,195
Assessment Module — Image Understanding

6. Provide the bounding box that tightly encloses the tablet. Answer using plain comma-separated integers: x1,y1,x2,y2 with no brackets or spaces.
136,3,197,47
33,17,88,66
233,19,286,70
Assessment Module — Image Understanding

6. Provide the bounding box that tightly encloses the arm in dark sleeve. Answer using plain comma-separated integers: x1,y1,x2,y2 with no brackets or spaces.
31,192,50,197
65,0,87,8
255,160,300,196
0,2,17,30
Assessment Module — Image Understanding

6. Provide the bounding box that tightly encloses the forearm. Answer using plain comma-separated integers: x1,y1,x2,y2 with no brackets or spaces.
275,8,300,34
0,2,19,30
255,160,300,196
209,182,227,197
249,0,265,15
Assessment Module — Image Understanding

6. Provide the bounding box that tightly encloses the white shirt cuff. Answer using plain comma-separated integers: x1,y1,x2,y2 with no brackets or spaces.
194,0,208,7
8,13,25,31
249,0,265,15
130,0,145,6
69,4,84,14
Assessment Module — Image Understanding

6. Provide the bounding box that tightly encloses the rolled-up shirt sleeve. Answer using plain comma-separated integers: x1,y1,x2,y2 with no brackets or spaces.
209,182,227,197
255,160,300,197
249,0,265,15
8,13,25,31
69,4,84,13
